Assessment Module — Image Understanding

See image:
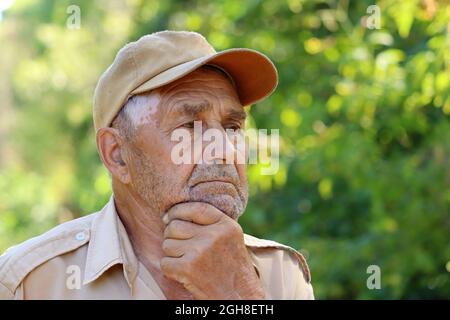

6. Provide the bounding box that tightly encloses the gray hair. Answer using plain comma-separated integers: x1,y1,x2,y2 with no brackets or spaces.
111,94,154,140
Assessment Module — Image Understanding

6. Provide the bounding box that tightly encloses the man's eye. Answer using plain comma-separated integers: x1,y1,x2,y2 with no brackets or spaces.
182,121,195,129
225,124,242,131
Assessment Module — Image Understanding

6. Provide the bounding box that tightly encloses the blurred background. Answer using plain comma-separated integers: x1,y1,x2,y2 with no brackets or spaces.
0,0,449,299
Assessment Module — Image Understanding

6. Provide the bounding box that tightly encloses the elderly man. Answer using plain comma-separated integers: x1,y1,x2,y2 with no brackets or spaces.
0,31,313,300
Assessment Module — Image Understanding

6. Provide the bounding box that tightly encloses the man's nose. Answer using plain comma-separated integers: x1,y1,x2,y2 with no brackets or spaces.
201,125,236,165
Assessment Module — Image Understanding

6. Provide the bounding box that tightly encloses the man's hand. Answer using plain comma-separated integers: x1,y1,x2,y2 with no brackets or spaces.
160,202,266,300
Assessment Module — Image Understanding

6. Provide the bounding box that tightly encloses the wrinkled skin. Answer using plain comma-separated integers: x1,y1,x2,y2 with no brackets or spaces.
96,67,265,299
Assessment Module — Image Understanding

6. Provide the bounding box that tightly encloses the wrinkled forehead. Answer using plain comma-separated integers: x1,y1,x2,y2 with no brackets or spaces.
158,65,238,96
154,66,243,116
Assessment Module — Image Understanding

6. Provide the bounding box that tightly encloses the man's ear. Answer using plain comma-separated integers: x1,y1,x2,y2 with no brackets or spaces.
96,127,131,184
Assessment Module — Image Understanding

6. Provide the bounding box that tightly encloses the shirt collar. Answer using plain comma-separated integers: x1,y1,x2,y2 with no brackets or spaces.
83,195,138,288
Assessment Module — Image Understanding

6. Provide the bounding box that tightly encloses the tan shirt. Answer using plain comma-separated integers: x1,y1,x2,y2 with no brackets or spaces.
0,196,313,300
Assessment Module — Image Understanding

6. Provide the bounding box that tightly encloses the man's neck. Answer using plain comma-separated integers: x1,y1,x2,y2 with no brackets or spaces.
112,185,194,299
113,186,165,270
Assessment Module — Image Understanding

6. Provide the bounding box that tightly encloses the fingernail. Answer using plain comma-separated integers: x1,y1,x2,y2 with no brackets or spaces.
162,214,169,225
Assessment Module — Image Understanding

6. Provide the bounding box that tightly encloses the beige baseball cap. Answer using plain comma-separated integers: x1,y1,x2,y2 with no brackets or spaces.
93,30,278,131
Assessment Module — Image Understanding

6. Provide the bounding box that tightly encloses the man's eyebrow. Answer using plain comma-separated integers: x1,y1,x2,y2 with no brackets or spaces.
175,102,211,116
170,102,211,116
173,102,246,120
225,108,247,121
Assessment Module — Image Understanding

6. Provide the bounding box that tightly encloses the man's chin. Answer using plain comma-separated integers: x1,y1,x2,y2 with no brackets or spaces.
188,181,246,219
189,194,243,220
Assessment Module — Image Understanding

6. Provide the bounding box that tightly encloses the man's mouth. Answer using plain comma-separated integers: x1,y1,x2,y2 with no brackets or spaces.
190,176,238,188
189,178,241,201
191,179,235,187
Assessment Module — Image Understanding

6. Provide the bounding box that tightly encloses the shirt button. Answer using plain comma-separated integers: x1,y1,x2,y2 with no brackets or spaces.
75,232,86,241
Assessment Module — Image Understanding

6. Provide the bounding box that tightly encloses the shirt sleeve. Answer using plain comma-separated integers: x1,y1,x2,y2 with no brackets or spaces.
0,281,14,300
284,249,314,300
293,272,315,300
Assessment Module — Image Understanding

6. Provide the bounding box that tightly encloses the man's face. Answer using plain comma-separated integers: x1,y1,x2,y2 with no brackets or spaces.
123,67,249,220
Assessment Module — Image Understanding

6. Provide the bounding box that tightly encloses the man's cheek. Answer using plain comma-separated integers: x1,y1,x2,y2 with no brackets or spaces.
160,167,195,210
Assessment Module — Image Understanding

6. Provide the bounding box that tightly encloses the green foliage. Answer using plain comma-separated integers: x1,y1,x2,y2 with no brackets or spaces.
0,0,449,299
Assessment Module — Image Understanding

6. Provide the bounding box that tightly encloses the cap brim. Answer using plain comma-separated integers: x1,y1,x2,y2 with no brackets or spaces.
130,48,278,106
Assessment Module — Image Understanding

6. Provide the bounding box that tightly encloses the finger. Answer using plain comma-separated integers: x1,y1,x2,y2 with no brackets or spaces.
162,238,187,258
160,256,187,284
163,219,199,240
164,202,223,226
